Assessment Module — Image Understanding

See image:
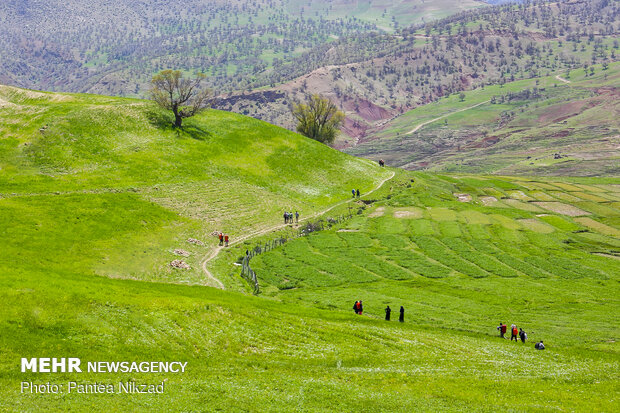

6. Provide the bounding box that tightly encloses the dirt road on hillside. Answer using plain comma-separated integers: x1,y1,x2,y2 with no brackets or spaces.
201,170,396,289
406,100,490,135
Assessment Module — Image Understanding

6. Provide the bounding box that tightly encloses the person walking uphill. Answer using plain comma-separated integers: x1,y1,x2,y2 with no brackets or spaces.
510,324,519,341
399,306,404,322
497,322,507,338
385,306,391,321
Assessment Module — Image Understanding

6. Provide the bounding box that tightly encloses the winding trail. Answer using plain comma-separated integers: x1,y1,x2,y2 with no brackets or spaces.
555,75,571,84
405,100,490,135
201,170,396,289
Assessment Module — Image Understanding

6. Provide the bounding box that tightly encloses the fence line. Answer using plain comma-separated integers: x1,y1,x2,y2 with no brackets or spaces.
240,214,352,294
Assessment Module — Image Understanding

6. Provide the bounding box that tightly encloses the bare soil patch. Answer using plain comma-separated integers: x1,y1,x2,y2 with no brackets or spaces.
454,193,472,203
368,207,385,218
479,196,499,206
393,208,423,219
533,202,590,216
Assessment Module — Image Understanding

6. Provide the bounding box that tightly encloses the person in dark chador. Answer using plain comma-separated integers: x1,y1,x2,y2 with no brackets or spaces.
399,306,404,322
385,306,391,321
358,300,363,315
356,189,360,197
519,328,527,343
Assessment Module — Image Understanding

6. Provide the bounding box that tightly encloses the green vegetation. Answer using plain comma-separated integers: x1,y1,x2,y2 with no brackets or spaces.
0,86,618,410
347,62,620,175
292,94,345,144
0,86,388,286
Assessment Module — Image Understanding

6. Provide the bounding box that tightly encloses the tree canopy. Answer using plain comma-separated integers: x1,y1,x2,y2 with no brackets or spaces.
150,70,213,128
291,95,344,145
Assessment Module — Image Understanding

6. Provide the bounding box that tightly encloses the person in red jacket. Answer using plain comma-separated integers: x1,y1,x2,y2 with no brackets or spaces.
510,324,519,341
224,234,229,247
218,233,224,246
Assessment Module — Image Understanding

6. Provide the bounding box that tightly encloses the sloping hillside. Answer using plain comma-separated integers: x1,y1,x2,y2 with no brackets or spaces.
219,0,619,144
345,62,620,175
0,85,389,285
0,0,485,96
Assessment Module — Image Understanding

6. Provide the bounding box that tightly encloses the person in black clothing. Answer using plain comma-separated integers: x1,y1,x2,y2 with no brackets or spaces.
356,189,360,198
295,211,299,223
519,328,527,343
353,301,359,315
358,300,363,315
535,341,545,350
283,212,288,224
399,306,404,322
385,306,391,321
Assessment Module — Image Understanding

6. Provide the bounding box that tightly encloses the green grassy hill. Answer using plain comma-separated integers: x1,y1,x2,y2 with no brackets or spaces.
0,85,389,286
346,62,620,175
1,87,618,411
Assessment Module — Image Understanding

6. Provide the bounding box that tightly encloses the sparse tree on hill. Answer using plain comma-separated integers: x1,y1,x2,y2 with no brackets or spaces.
291,95,344,145
150,70,213,128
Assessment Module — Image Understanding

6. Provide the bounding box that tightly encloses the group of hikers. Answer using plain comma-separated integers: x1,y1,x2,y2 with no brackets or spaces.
283,211,299,224
218,233,229,247
497,322,545,350
352,189,361,198
352,301,405,322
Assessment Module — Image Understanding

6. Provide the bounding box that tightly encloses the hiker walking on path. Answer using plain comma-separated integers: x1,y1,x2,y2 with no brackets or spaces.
356,189,360,198
510,324,519,341
385,306,391,321
353,301,359,315
497,322,507,338
399,306,404,322
283,212,288,224
519,328,527,343
219,233,224,246
295,211,299,223
224,234,229,247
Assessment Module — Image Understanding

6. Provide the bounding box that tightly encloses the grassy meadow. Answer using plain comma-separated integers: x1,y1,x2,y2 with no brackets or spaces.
0,85,389,286
0,86,618,411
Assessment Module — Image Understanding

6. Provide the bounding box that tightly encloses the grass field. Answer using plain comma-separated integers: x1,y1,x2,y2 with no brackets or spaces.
0,85,389,287
1,87,618,411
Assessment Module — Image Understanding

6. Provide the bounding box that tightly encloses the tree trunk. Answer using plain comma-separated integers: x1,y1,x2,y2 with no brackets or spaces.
174,113,183,128
172,105,183,128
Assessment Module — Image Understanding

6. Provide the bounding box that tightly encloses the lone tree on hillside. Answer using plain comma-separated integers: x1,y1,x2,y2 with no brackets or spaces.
291,94,344,145
150,70,214,128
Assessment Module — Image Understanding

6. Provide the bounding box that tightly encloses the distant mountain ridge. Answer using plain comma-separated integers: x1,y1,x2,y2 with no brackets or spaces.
0,0,485,96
